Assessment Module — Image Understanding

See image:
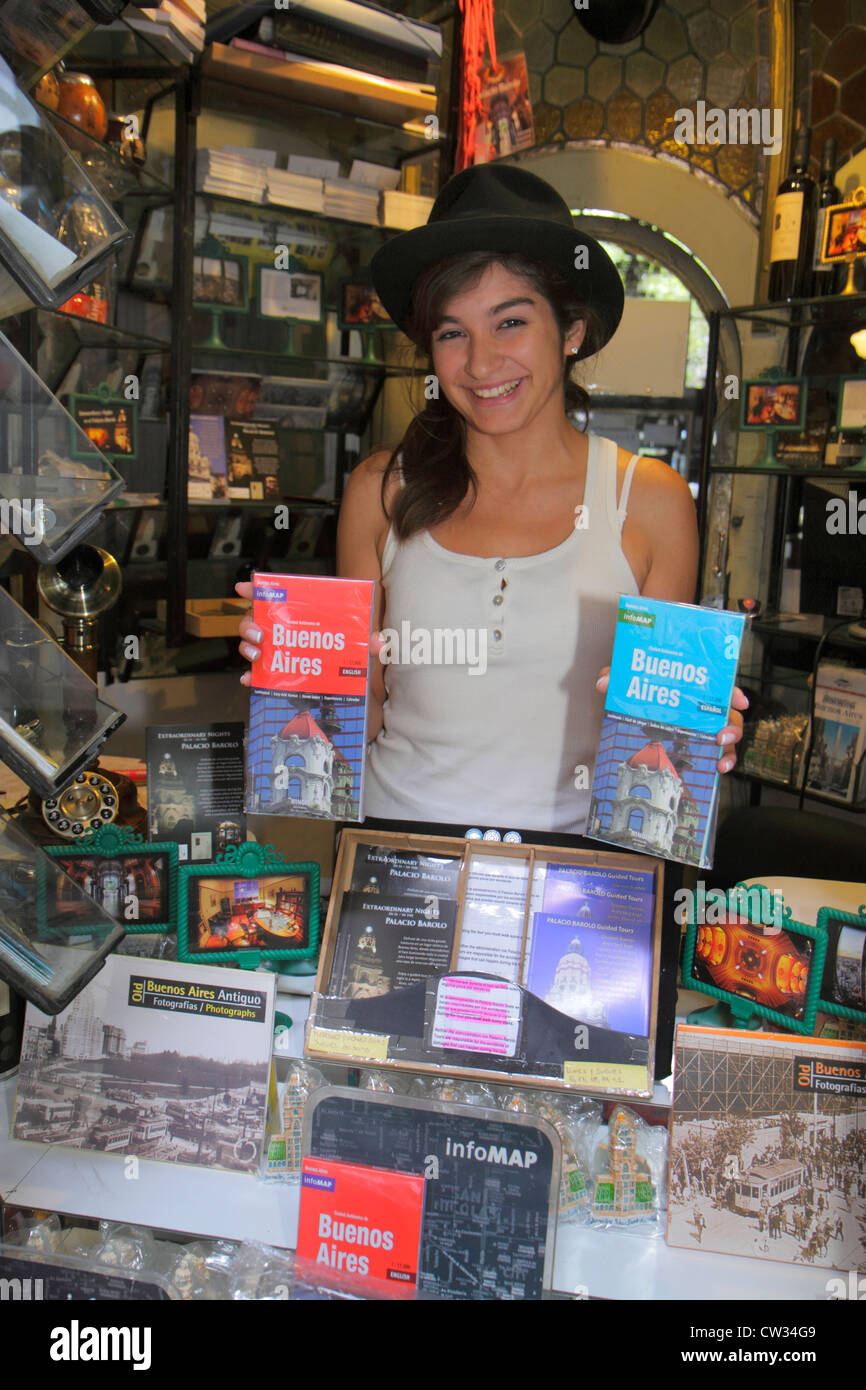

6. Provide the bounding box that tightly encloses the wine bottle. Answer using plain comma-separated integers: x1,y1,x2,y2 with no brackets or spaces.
767,124,815,303
810,137,842,297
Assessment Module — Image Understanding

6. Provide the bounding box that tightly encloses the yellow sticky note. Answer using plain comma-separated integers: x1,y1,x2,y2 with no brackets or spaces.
563,1061,649,1093
307,1026,389,1062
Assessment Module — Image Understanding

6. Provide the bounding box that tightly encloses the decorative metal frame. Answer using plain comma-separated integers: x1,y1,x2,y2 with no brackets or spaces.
45,822,178,935
815,904,866,1022
177,840,320,969
682,882,827,1036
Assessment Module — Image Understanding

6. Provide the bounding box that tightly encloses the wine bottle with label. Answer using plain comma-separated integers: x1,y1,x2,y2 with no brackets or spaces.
768,124,815,303
810,137,842,297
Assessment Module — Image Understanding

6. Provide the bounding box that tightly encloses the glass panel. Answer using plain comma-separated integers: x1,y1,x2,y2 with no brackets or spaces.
0,808,122,1014
0,584,124,797
0,0,95,87
0,327,125,561
0,55,129,314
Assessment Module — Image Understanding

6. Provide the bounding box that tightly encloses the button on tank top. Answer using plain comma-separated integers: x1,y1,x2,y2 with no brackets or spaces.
365,434,641,832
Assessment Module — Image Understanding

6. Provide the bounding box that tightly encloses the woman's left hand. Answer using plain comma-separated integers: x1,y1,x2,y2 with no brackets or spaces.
597,670,748,775
715,686,749,775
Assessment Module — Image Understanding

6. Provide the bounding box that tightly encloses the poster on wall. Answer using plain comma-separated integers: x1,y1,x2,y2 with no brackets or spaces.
471,54,535,166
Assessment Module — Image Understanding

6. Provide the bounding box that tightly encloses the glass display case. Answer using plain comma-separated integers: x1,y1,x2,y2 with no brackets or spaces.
698,294,866,810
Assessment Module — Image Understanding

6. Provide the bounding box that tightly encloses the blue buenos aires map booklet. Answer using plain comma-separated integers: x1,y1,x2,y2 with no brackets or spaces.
587,597,746,868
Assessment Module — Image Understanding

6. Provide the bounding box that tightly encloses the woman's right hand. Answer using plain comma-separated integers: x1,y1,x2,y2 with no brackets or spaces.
235,580,387,685
236,582,260,686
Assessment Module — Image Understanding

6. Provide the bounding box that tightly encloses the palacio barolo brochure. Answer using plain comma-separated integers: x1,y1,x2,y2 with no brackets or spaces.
245,572,375,822
587,596,746,868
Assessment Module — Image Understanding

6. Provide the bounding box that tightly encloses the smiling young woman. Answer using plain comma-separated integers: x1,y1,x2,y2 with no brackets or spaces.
239,163,746,834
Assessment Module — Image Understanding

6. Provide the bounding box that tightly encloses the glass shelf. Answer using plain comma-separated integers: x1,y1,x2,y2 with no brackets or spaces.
44,109,173,204
719,293,866,327
731,766,866,813
750,616,866,649
709,465,866,477
191,345,420,376
108,496,339,511
67,10,188,75
38,310,170,354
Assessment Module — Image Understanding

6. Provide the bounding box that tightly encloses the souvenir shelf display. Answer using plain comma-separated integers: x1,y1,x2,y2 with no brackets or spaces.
697,293,866,812
305,830,664,1099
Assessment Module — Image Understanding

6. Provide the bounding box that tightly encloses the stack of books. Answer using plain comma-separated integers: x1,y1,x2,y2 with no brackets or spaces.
265,168,326,214
323,176,380,225
128,0,206,62
196,149,269,203
382,189,435,230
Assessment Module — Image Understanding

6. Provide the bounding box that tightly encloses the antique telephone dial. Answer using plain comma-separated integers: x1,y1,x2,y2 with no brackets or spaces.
14,544,145,842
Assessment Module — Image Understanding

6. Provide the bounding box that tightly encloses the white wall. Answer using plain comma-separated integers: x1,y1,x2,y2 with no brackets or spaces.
521,143,760,309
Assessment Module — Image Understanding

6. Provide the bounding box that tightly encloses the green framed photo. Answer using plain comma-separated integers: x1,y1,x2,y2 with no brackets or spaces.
256,265,323,324
68,393,138,463
178,841,320,969
836,376,866,432
337,277,398,332
816,905,866,1022
194,247,248,309
45,823,178,936
193,247,249,312
682,883,827,1035
740,377,807,433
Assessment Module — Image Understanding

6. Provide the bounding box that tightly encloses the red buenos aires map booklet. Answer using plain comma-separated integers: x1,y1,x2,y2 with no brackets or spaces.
245,572,374,823
296,1156,426,1291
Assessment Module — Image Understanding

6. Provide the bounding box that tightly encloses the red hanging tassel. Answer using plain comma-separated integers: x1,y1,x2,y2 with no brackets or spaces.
457,0,497,172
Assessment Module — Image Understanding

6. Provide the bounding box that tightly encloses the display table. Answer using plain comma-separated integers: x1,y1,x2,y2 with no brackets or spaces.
2,875,862,1299
0,1029,840,1299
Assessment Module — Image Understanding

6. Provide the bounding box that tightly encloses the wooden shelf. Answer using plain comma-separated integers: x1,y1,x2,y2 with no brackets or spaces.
202,42,437,127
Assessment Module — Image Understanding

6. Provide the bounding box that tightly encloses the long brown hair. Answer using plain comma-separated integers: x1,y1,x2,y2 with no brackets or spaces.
381,251,605,540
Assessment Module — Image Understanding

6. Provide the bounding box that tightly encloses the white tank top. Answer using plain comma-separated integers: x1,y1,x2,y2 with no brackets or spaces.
364,434,642,832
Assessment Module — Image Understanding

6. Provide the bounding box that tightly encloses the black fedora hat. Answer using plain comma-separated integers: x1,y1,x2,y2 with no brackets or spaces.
370,164,624,359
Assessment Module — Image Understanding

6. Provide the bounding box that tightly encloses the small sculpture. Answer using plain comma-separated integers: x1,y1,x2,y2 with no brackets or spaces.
591,1105,656,1225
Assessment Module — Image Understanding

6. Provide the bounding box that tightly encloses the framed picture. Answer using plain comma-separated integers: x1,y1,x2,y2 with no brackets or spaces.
837,376,866,432
178,841,320,967
257,266,323,324
338,278,397,331
68,394,138,462
816,905,866,1021
45,824,178,936
821,199,866,262
740,378,807,432
682,883,827,1035
193,250,248,311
